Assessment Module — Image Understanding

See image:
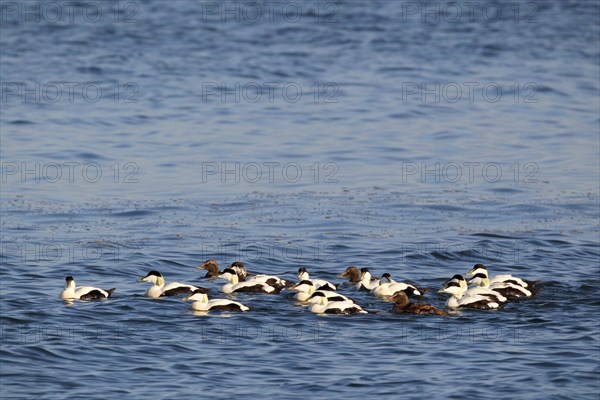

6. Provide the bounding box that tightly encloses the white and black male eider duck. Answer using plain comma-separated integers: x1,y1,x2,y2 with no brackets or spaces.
371,273,426,298
60,276,115,301
357,268,381,291
306,290,352,304
291,280,351,303
438,280,501,310
391,290,448,316
137,271,204,298
467,264,540,289
290,280,318,302
466,266,536,298
217,262,288,287
217,268,284,294
446,274,508,303
228,261,250,280
308,292,367,315
297,267,337,291
183,288,249,312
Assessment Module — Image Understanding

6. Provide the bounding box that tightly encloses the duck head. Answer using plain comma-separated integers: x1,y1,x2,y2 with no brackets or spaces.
467,272,490,287
183,288,209,302
138,271,165,286
298,267,309,280
196,259,220,276
466,263,488,277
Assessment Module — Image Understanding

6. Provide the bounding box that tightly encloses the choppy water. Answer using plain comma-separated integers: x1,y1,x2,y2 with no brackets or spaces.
1,1,599,399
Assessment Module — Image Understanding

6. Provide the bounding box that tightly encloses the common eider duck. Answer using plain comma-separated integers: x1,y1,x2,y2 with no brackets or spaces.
307,290,352,304
438,281,500,310
297,267,337,291
357,268,381,291
228,261,250,280
217,269,283,294
308,292,367,314
466,264,540,288
291,280,351,303
290,280,318,302
183,288,249,312
337,266,361,286
196,259,223,278
244,273,289,288
217,262,288,288
446,274,508,303
391,290,448,316
60,276,115,301
371,273,425,298
137,271,204,298
468,273,534,298
196,260,248,281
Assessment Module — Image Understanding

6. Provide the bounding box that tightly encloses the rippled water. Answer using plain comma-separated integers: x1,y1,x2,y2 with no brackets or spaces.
1,1,599,399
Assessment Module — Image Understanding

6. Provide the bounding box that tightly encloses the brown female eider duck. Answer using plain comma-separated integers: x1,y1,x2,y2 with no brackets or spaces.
197,260,249,281
391,290,448,316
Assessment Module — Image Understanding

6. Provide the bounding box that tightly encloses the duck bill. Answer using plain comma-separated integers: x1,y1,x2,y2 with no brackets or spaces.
196,261,211,270
136,277,146,282
182,293,192,301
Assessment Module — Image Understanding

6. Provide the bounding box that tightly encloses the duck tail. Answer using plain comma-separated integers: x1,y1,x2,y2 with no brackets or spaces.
528,284,542,296
270,284,285,294
416,287,429,296
525,279,542,288
106,288,116,297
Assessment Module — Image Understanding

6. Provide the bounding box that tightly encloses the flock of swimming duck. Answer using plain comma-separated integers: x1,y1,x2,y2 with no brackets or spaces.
59,261,540,316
